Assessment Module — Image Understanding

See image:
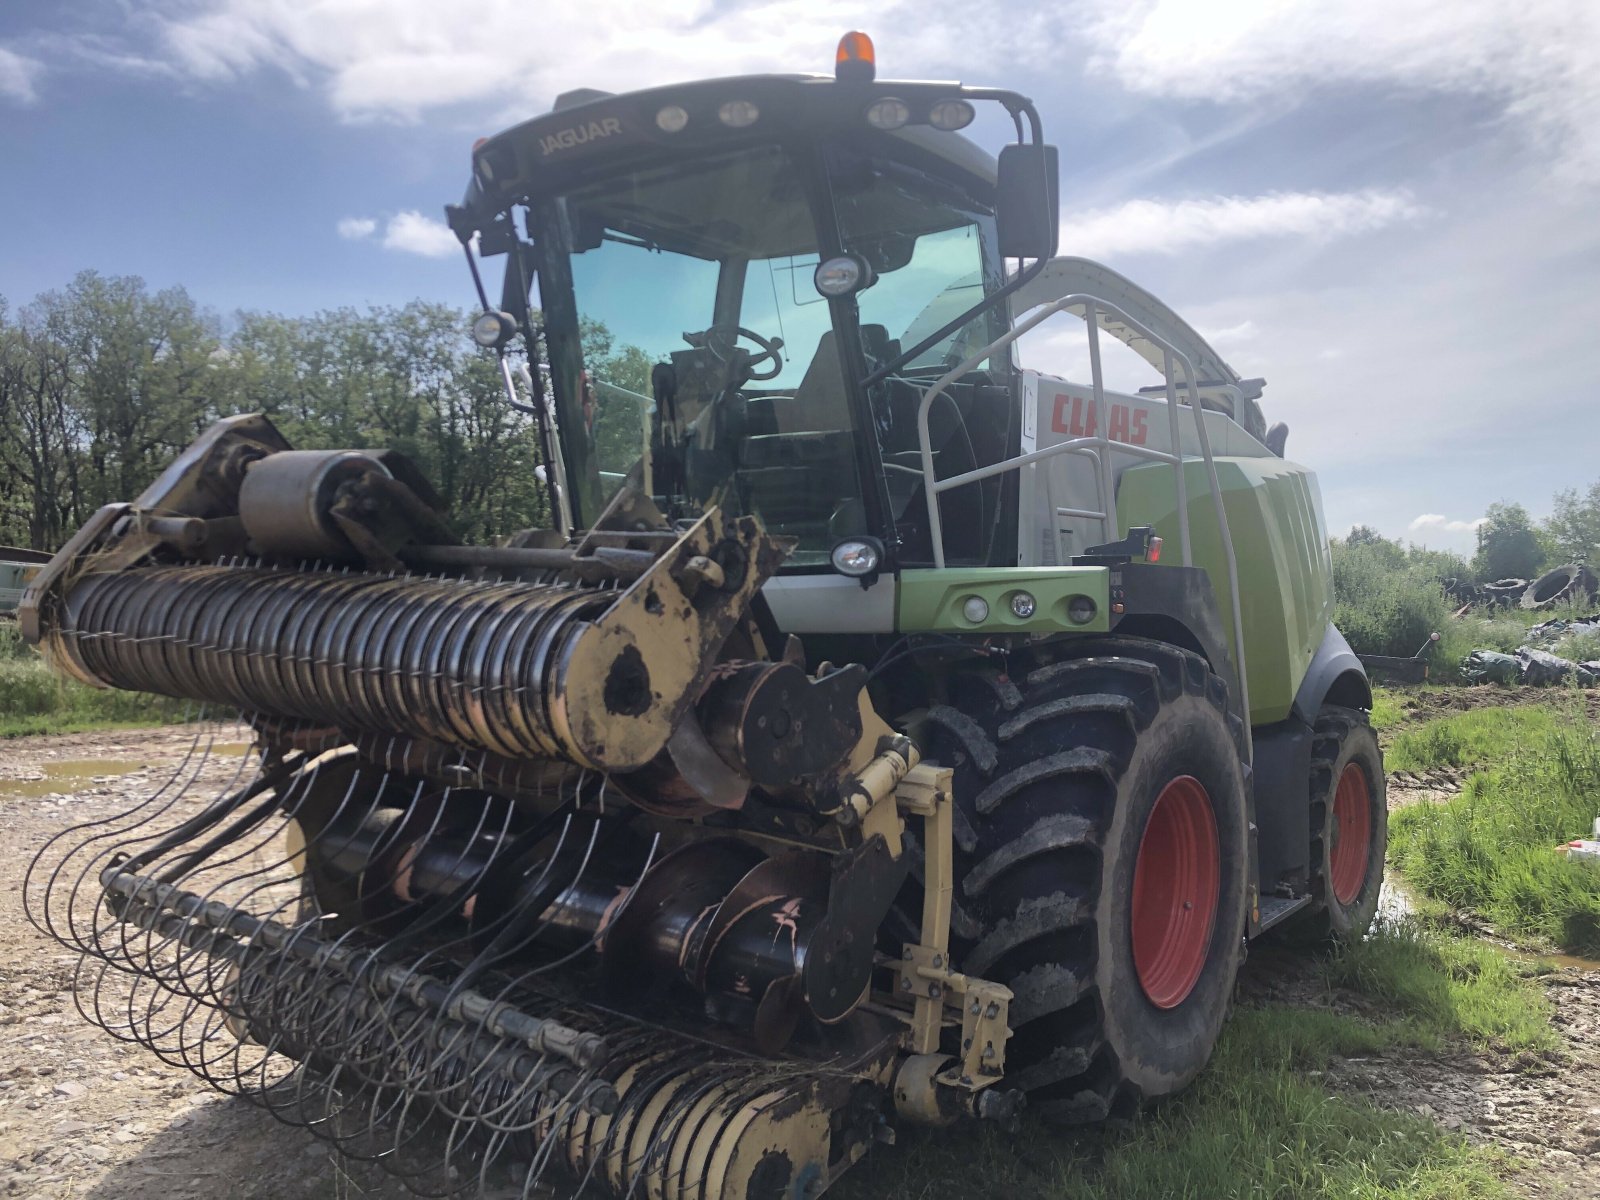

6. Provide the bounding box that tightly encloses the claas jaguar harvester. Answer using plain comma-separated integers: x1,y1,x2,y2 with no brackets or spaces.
22,33,1386,1200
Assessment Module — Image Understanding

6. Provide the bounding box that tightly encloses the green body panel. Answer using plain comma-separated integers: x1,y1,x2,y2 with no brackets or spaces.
1116,457,1334,726
897,567,1111,634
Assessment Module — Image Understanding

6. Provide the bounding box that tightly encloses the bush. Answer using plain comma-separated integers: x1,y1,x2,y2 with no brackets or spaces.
0,621,33,661
0,622,193,736
1331,539,1453,661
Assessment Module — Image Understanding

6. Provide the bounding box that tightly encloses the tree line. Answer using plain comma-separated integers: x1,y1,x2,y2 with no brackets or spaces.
0,271,558,551
1343,490,1600,588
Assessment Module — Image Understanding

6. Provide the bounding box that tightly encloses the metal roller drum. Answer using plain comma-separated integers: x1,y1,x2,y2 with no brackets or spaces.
53,563,650,769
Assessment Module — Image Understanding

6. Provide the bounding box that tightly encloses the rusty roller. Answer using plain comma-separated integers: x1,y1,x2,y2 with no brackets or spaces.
28,429,787,776
54,565,630,766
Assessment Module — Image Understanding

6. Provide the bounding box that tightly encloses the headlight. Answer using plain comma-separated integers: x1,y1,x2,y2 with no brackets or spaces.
814,254,873,297
830,538,881,578
471,311,517,349
655,105,689,133
961,595,990,624
1067,595,1098,625
865,97,910,130
718,99,760,128
1009,591,1037,619
928,99,976,131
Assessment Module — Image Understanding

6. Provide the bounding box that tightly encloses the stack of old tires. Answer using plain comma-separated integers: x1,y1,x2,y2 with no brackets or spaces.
1481,578,1528,609
1520,564,1599,611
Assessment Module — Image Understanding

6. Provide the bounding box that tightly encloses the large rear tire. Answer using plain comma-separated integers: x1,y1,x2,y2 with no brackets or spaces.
920,638,1250,1121
1295,706,1386,943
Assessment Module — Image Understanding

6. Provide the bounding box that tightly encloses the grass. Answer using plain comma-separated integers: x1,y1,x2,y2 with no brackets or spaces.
1327,919,1557,1053
0,620,192,737
837,921,1530,1200
1553,625,1600,663
1390,706,1600,957
1383,704,1562,772
1370,687,1407,732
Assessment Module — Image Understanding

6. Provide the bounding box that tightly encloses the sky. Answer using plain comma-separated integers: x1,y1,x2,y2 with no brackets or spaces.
3,0,1597,555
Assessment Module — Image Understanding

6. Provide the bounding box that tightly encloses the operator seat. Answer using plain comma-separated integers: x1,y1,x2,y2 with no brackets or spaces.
782,326,893,432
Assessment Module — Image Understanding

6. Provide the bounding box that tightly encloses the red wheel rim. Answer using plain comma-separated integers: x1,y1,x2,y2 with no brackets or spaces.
1131,776,1220,1009
1330,762,1373,906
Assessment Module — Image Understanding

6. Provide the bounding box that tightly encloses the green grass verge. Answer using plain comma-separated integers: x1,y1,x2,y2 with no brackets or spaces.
1391,707,1600,957
836,922,1531,1200
1383,704,1562,772
1327,920,1557,1052
0,624,191,737
1370,687,1407,732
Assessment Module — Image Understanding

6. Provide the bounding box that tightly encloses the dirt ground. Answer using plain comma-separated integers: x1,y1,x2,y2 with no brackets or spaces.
0,724,1597,1198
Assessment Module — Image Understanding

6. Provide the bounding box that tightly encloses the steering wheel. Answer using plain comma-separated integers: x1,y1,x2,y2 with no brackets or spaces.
685,324,784,382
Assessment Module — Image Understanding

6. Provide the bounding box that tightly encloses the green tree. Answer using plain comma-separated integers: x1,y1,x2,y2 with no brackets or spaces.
1405,545,1470,585
0,301,78,548
1339,526,1406,569
41,272,220,510
1472,502,1546,582
217,302,550,541
1545,481,1600,564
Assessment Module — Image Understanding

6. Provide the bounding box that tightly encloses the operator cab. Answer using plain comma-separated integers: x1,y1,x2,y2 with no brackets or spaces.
452,36,1060,574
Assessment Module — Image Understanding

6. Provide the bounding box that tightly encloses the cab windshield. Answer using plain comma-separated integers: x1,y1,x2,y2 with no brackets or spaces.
530,137,1004,566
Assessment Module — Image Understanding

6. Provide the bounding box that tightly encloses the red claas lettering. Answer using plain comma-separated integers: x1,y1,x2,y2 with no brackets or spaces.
1049,394,1150,446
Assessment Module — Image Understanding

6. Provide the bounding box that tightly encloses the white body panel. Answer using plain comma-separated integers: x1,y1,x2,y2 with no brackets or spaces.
1017,369,1269,567
762,572,896,633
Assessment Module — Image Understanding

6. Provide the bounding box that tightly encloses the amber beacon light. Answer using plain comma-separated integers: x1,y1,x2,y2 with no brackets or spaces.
835,31,876,81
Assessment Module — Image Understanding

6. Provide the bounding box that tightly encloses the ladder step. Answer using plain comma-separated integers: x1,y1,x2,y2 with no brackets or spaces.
1256,893,1314,934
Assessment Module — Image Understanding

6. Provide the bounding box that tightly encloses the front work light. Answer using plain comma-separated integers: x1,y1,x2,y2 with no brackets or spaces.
928,99,976,131
961,595,990,624
865,97,910,130
814,254,875,297
718,99,760,128
655,105,689,133
471,310,517,349
830,538,881,577
1009,591,1037,619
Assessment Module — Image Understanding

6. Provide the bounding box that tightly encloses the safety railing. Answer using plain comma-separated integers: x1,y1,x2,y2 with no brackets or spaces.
914,294,1252,754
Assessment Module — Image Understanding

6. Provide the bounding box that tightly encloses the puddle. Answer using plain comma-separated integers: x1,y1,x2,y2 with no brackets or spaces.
0,758,146,801
0,741,255,802
1380,869,1600,972
1378,871,1416,923
1522,947,1600,973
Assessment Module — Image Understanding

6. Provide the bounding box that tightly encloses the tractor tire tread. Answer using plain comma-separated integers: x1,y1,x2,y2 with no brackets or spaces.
921,638,1248,1121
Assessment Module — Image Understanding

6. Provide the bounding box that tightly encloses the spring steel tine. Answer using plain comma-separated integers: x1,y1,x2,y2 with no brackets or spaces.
23,715,221,950
103,870,611,1072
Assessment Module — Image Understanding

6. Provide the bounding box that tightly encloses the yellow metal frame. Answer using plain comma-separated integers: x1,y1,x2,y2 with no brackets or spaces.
892,763,1012,1089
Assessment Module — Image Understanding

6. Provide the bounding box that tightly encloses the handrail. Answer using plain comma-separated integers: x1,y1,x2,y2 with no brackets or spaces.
913,293,1251,759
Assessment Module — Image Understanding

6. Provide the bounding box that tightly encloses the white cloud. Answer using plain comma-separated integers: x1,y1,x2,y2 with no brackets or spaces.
136,0,1027,123
1202,319,1258,346
381,211,459,258
336,216,377,240
1409,513,1487,534
1080,0,1600,186
1059,189,1426,259
0,46,44,104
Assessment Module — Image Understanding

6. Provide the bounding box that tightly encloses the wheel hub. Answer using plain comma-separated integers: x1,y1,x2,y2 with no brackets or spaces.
1130,775,1220,1009
1329,762,1373,906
